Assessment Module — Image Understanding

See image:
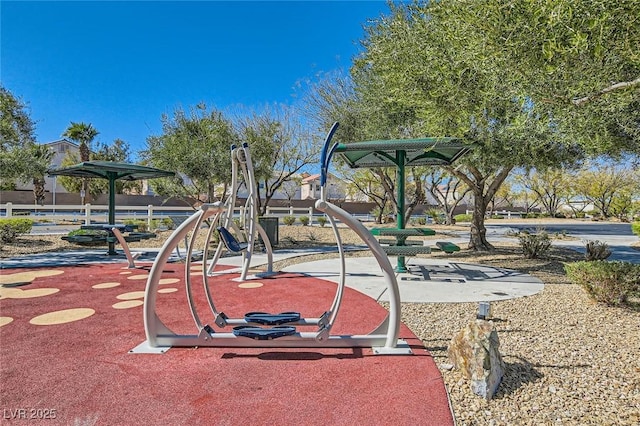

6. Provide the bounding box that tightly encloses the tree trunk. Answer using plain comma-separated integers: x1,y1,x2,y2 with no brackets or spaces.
469,196,494,251
79,142,90,205
33,177,45,205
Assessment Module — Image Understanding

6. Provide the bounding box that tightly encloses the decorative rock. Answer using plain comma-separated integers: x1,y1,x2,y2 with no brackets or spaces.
447,319,505,400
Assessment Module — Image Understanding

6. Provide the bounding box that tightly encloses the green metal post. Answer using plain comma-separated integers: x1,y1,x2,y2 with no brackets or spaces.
108,173,117,255
396,150,406,272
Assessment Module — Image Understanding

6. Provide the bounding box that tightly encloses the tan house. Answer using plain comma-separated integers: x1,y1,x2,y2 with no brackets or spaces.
300,172,350,201
15,139,80,194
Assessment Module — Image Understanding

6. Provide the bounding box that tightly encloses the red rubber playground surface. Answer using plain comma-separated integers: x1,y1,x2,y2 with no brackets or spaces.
0,262,454,425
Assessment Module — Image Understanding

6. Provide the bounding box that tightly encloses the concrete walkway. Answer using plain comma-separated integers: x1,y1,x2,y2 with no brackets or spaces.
282,256,544,303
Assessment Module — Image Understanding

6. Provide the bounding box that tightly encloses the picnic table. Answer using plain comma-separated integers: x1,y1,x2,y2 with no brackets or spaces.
370,227,460,270
370,228,435,264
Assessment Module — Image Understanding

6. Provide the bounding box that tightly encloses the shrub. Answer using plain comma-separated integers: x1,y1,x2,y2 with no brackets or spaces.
124,219,147,232
575,212,586,219
632,221,640,237
454,213,473,223
425,209,444,224
518,229,551,259
282,235,297,245
565,261,640,306
0,218,33,243
317,216,328,227
298,215,310,226
412,216,427,226
0,226,17,243
584,240,612,261
152,218,173,230
282,216,296,226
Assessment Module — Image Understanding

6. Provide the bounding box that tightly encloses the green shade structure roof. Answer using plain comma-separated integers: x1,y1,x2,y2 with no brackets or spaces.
330,135,471,273
334,137,470,169
47,161,175,181
48,161,175,255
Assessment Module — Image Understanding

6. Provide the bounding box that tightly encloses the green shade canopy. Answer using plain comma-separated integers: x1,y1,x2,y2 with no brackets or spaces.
333,137,471,272
48,161,175,181
48,161,174,255
334,138,470,169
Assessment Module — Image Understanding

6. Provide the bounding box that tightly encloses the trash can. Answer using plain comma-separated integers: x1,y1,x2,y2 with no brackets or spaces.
258,216,279,246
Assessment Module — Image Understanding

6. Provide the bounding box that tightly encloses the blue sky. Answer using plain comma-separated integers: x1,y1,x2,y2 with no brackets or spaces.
2,1,392,157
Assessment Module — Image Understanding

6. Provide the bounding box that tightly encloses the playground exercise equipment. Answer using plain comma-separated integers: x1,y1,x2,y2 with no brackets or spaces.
132,122,411,355
203,142,274,281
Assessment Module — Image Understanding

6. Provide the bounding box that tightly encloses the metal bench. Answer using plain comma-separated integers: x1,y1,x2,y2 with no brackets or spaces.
61,234,106,244
378,238,423,246
371,227,436,237
434,241,461,254
381,245,432,256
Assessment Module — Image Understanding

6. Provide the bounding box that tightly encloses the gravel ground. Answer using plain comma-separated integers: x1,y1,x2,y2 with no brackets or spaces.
2,224,639,425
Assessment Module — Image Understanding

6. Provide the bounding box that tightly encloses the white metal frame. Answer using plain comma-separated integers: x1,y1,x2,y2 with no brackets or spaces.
131,124,410,355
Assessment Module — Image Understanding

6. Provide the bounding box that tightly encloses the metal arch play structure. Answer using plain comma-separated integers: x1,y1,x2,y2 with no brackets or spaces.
132,122,411,354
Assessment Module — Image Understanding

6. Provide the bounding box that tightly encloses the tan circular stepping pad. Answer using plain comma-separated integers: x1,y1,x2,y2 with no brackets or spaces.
116,291,146,300
92,282,121,289
112,300,143,309
0,269,64,285
0,317,14,327
0,287,60,299
158,278,180,285
30,308,95,326
157,288,178,294
0,287,24,299
119,271,132,275
190,266,203,271
238,282,263,288
127,274,149,280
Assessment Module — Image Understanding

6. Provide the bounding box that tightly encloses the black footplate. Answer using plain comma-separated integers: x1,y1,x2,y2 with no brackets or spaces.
232,326,296,340
244,311,301,325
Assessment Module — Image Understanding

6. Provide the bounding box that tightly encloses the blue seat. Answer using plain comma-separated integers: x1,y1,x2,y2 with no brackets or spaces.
232,325,297,340
217,226,248,253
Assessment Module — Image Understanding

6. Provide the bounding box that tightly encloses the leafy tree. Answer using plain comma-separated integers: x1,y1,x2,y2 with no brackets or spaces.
349,2,583,250
0,86,37,186
425,170,470,225
141,103,236,206
487,0,640,154
570,163,636,218
62,121,99,203
301,70,440,225
0,86,56,203
57,138,139,197
27,143,54,205
515,168,572,217
280,176,302,207
234,106,319,215
343,168,390,224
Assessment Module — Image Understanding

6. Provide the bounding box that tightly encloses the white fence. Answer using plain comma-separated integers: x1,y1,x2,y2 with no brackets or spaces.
0,203,318,228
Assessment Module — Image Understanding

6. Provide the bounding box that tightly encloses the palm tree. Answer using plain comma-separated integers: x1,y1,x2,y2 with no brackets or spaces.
28,143,54,205
62,122,99,203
